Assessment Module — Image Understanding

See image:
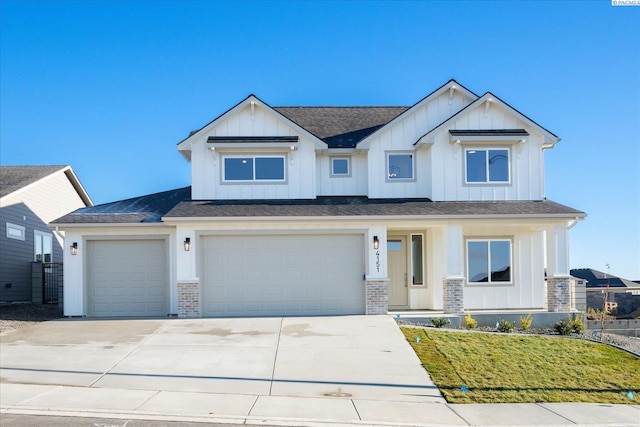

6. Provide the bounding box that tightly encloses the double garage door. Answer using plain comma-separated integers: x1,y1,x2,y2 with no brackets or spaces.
201,234,365,317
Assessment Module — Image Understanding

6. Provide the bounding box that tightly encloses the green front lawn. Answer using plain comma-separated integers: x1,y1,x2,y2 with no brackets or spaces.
401,327,639,404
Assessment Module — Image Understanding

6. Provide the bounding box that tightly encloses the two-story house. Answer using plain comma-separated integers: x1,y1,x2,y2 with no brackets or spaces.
53,80,585,319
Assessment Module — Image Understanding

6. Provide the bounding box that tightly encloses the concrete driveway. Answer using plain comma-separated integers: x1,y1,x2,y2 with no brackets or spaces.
1,315,455,424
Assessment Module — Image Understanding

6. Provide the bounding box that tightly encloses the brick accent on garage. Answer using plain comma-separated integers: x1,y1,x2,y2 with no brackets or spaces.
366,280,388,315
178,281,200,318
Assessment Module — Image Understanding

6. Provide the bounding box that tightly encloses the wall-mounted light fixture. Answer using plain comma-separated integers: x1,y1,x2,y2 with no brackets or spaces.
70,242,78,255
183,237,191,251
373,236,379,250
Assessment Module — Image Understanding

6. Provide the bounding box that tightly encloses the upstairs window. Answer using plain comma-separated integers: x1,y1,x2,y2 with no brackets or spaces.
465,148,510,183
467,239,512,284
387,153,414,180
331,158,350,176
223,155,286,182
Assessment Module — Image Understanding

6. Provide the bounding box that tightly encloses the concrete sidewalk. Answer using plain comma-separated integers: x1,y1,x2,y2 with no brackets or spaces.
1,315,638,426
2,383,639,426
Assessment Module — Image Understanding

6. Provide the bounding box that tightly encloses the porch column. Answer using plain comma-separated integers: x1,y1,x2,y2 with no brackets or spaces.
443,224,465,314
365,227,388,315
546,223,571,312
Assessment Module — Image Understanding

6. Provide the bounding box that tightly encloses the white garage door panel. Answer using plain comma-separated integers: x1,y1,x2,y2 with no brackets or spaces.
202,235,365,317
88,240,168,317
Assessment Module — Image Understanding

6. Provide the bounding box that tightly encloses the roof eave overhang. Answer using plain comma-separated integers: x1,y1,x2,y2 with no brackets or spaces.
50,222,171,229
162,212,586,224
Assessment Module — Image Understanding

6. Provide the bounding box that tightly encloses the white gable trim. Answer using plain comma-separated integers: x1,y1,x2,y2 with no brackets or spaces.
356,79,479,150
177,95,327,161
416,93,560,147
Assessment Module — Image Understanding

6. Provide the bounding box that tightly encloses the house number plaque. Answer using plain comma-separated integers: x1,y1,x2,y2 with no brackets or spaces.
375,250,380,272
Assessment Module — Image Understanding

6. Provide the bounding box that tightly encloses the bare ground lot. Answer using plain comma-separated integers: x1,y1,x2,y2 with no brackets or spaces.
0,303,63,334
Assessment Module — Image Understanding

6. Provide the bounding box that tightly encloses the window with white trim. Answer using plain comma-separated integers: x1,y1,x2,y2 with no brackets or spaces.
467,239,512,284
387,153,414,180
331,157,350,176
223,155,286,182
465,148,510,183
6,222,25,241
34,230,53,263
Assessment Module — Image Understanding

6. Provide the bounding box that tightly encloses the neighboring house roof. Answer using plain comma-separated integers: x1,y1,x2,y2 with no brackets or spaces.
274,107,408,148
570,268,638,288
0,165,93,206
52,187,191,224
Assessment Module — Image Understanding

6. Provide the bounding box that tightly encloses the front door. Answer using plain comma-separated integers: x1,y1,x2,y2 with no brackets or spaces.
388,236,408,308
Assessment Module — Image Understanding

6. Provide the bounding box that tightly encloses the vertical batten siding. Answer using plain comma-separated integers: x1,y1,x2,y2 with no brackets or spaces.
191,103,317,200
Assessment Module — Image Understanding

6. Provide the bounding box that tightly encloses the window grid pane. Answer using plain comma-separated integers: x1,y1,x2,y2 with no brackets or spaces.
468,241,489,282
332,158,349,175
488,149,509,182
388,154,413,179
225,158,254,181
466,150,487,183
255,157,285,180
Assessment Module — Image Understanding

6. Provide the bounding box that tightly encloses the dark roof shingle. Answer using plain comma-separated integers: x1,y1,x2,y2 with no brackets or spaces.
274,107,408,148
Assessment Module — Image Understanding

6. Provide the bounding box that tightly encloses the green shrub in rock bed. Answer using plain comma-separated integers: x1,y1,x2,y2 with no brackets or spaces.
497,318,515,333
431,317,451,328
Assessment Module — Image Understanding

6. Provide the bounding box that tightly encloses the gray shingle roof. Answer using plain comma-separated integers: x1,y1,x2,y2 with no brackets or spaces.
274,107,408,148
0,165,68,198
52,187,191,224
164,198,585,219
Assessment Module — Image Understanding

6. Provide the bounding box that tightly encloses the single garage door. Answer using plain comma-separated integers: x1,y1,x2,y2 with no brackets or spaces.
202,234,365,317
87,240,168,317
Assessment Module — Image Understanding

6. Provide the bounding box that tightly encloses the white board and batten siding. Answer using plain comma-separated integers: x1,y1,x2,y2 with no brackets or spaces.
190,103,317,200
316,154,368,196
429,103,545,202
366,90,473,199
200,234,365,317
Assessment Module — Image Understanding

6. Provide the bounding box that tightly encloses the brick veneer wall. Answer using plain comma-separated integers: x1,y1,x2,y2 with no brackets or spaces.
443,277,464,314
547,276,571,312
366,280,388,315
178,281,200,318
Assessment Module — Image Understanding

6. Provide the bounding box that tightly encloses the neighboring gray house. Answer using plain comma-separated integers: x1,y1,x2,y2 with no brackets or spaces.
0,165,92,302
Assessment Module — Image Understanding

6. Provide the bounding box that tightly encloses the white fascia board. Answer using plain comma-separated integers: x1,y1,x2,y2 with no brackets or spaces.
63,167,94,206
49,222,174,230
357,80,479,150
207,142,299,150
177,95,328,160
162,212,586,225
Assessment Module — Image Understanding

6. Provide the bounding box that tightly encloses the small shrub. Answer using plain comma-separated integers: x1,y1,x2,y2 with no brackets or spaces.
464,313,477,329
496,318,515,333
554,319,572,335
431,317,451,328
569,315,584,334
520,313,533,331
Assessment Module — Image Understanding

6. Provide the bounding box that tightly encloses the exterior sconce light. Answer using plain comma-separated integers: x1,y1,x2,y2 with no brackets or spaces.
183,237,191,251
70,242,78,255
373,236,379,250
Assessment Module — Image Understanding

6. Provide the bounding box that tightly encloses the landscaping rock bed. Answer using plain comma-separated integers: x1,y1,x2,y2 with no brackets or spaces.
0,303,63,335
397,319,640,357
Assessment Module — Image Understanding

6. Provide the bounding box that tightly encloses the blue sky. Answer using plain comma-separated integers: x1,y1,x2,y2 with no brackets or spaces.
1,1,639,280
